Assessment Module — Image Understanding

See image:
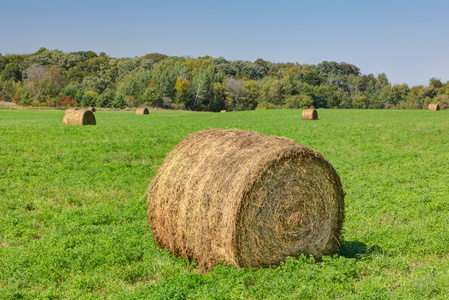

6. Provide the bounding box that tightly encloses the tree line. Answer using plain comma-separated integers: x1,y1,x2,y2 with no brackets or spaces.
0,47,447,110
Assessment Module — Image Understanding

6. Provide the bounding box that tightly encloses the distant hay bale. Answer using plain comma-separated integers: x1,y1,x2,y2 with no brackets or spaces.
220,110,227,113
148,129,345,271
136,107,149,115
63,109,96,125
302,109,318,120
87,107,96,112
429,103,440,111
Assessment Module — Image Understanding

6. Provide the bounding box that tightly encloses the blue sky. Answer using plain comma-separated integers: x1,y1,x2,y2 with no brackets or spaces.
1,0,447,86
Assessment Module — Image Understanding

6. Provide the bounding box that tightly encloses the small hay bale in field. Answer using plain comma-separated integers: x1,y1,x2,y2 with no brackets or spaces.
429,103,440,111
302,109,318,120
148,129,345,271
87,107,96,112
220,110,227,113
63,109,96,125
136,107,149,115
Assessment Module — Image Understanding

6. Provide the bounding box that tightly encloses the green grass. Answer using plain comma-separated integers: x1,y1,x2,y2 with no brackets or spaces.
1,108,449,299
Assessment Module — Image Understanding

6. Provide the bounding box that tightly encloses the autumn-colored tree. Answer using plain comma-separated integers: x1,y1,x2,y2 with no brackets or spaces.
340,62,361,76
283,65,302,78
24,65,63,98
57,94,77,107
1,48,446,111
175,77,189,104
185,58,213,70
253,58,269,69
141,53,168,62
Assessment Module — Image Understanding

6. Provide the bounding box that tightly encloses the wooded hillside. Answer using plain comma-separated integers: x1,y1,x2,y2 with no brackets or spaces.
1,48,447,110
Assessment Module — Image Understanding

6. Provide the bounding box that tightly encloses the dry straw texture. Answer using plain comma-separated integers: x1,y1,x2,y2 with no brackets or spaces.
302,109,318,120
148,129,345,271
136,107,149,115
62,109,96,125
429,103,440,111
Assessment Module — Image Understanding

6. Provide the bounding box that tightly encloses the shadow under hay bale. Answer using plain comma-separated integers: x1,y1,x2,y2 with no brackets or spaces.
302,109,318,120
136,107,149,115
63,109,96,125
148,129,345,271
429,103,440,111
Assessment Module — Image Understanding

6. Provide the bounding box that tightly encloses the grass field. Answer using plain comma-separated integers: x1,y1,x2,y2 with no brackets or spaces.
1,108,448,299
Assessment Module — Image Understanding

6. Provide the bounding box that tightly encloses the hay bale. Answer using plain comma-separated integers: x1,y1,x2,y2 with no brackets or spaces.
429,103,440,111
136,107,149,115
302,109,318,120
87,107,96,112
148,129,345,271
220,110,227,113
63,109,96,125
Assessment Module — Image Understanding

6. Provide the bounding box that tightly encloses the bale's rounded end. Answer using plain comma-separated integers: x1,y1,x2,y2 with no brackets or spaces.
136,107,149,114
148,129,344,271
63,109,96,125
236,152,344,267
302,109,318,120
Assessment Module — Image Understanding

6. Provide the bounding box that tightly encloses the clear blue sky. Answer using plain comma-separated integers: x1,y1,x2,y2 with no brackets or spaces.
1,0,447,86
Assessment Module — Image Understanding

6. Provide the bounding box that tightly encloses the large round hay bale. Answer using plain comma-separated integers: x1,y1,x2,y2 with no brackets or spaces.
302,109,318,120
429,103,440,111
63,109,96,125
148,129,345,271
136,107,149,115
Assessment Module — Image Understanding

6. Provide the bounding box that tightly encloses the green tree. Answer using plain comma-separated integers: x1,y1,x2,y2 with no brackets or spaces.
390,84,410,108
189,66,214,110
313,61,343,78
429,77,443,88
111,94,127,108
81,76,111,94
378,85,393,109
80,93,95,107
140,87,162,106
377,73,389,88
1,63,22,81
96,91,114,108
253,58,269,68
351,94,368,108
210,82,227,111
302,72,324,86
266,80,285,106
284,94,313,109
242,80,260,110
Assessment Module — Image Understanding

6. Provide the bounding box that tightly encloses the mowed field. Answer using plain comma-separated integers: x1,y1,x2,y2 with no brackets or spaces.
1,108,448,299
